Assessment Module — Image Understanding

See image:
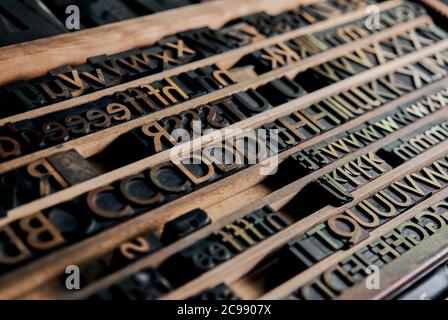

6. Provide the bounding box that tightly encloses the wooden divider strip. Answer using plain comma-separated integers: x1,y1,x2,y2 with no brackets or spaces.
260,188,448,299
5,71,448,228
0,16,438,226
159,137,448,299
338,228,448,299
0,0,401,125
0,13,425,174
14,75,448,299
2,75,446,299
0,15,446,300
0,0,314,86
59,105,448,300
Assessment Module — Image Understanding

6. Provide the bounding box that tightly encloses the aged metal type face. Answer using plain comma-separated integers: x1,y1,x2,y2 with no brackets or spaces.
1,0,448,304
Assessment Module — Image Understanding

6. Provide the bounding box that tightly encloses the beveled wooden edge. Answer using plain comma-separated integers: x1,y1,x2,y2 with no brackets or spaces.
0,16,433,176
58,107,448,300
0,0,315,86
0,0,402,126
